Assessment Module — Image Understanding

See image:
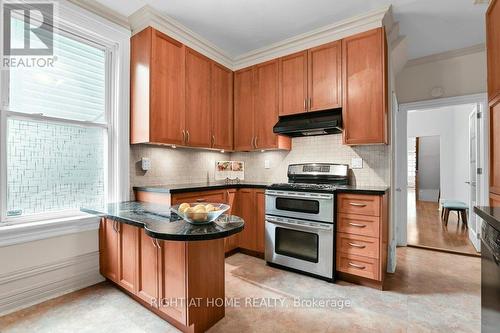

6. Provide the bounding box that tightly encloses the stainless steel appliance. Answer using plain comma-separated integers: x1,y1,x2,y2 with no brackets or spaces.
481,220,500,333
265,163,349,281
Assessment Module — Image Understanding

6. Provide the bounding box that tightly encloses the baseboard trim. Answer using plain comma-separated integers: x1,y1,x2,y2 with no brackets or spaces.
0,251,104,316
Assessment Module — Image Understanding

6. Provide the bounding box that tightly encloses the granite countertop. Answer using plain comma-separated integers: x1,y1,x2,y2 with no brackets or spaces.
474,206,500,232
133,182,389,195
81,201,244,241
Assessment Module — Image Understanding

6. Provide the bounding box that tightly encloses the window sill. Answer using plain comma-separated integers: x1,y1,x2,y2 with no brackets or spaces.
0,215,100,247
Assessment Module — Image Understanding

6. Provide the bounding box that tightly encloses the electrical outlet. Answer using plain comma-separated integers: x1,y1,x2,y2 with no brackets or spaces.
351,157,363,169
141,157,151,171
264,160,270,169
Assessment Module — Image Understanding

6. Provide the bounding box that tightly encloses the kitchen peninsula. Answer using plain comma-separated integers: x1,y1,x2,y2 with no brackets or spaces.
82,202,244,333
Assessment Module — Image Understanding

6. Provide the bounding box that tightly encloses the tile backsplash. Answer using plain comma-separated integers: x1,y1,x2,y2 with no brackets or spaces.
130,134,390,190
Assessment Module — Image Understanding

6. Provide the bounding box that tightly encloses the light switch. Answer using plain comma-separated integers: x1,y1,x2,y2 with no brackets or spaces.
351,157,363,169
141,157,151,171
264,160,270,169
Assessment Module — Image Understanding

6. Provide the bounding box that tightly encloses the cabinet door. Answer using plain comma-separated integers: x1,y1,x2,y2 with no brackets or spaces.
279,51,308,116
150,29,185,145
487,0,500,101
117,223,138,293
224,189,239,253
100,219,119,282
211,63,234,150
137,229,159,305
234,67,255,151
158,241,187,325
308,41,342,112
342,28,387,145
255,190,266,254
490,98,500,195
236,189,257,251
185,48,212,147
171,190,227,205
254,59,280,150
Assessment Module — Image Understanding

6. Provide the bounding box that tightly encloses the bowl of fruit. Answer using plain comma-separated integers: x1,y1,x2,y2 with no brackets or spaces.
171,202,230,224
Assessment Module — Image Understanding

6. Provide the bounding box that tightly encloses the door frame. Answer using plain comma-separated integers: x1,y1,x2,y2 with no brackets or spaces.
396,93,489,246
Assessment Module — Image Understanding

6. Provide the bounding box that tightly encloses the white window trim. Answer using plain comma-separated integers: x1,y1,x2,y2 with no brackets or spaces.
0,1,130,245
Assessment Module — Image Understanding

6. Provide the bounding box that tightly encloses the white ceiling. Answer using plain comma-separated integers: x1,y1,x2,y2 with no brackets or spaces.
94,0,488,60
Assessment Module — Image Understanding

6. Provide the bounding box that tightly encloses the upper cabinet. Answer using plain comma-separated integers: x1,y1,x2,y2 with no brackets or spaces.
279,41,341,116
185,48,212,148
234,62,291,151
131,27,233,150
342,28,387,145
211,63,234,151
131,27,185,145
487,0,500,101
308,41,342,112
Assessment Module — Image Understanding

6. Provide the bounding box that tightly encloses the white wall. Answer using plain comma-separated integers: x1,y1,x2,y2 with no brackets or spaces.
0,230,103,315
407,104,474,204
416,136,440,201
397,50,487,103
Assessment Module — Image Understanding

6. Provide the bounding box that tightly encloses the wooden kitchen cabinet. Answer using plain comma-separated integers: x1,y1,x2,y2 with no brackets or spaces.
308,41,342,112
342,27,387,145
137,229,159,305
490,97,500,195
131,27,185,145
211,63,234,150
158,240,187,325
171,190,227,205
336,192,388,289
185,48,212,148
234,189,265,255
279,51,308,116
254,59,280,150
224,189,239,253
100,219,119,282
234,67,255,151
117,223,138,293
487,0,500,102
234,64,291,151
255,190,266,254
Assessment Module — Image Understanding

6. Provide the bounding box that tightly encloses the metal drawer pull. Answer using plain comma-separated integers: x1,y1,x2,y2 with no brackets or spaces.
196,198,206,202
348,242,366,249
348,262,366,270
349,202,367,207
348,222,367,228
152,239,157,248
155,239,161,248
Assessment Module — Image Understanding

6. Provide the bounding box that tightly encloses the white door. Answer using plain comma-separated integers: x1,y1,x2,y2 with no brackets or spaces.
394,94,408,246
467,105,481,251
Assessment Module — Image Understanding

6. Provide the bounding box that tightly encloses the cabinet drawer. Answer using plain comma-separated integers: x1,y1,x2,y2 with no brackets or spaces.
337,232,379,259
337,213,380,238
337,252,379,281
171,190,227,205
337,194,380,216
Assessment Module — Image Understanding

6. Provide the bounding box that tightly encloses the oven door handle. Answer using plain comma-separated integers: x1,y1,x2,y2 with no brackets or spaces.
266,191,333,200
266,218,333,231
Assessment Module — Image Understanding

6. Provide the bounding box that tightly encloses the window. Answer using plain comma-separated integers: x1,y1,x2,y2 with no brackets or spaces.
1,15,112,222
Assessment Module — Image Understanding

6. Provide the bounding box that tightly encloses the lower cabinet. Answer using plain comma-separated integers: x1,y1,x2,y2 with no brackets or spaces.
235,189,265,255
100,219,119,282
137,228,159,305
158,240,187,325
335,193,388,289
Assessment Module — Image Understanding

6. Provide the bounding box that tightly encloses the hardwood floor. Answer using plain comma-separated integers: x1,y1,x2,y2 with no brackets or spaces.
407,190,479,255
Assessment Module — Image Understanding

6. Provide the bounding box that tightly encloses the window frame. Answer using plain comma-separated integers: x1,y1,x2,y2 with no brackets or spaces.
0,2,130,226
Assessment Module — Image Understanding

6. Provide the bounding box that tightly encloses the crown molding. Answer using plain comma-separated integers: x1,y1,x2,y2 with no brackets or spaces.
129,5,233,69
128,5,391,70
405,43,486,67
67,0,130,29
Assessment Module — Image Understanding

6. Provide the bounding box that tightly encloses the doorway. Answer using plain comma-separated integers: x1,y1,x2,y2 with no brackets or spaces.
395,94,488,255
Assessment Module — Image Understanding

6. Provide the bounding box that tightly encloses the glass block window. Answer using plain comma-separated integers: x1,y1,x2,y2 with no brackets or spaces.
6,119,105,217
3,19,109,220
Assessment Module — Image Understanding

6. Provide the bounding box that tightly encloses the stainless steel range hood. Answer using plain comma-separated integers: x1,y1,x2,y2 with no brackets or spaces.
272,109,343,137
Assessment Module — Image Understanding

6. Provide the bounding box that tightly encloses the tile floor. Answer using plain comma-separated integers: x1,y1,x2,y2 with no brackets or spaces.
0,247,480,333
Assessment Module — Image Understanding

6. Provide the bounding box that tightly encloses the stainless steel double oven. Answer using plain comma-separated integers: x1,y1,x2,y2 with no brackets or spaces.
264,163,348,281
